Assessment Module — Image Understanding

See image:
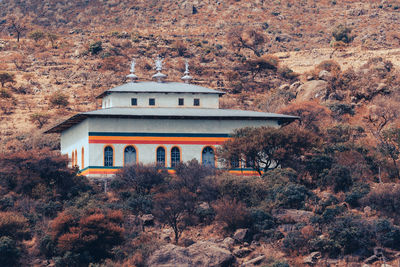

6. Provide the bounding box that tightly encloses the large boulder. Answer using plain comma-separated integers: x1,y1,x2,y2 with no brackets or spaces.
242,255,266,266
303,251,321,265
296,80,328,101
233,228,252,243
147,241,235,267
318,70,333,81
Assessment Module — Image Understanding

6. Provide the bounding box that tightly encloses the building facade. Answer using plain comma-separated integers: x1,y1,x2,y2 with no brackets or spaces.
46,59,298,177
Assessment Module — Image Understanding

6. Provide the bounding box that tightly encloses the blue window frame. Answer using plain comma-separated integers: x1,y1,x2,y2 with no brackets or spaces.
104,146,113,167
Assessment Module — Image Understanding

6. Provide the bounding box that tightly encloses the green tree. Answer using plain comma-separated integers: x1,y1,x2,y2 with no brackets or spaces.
219,125,318,175
29,112,50,129
49,91,69,108
332,24,354,44
47,33,59,48
0,236,20,266
29,30,45,42
89,41,103,55
0,72,15,88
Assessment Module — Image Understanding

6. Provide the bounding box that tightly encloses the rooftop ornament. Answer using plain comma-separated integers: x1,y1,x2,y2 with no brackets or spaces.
181,60,193,84
152,57,167,83
126,58,138,82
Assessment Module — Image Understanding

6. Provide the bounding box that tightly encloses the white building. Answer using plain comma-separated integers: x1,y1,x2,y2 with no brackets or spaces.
46,59,297,177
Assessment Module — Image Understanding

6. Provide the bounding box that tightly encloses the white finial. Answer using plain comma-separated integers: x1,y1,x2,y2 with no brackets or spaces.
126,58,138,82
152,56,167,83
130,58,136,73
155,57,163,71
181,60,193,84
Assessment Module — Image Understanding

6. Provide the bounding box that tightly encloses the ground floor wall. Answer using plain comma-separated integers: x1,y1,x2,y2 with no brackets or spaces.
66,117,279,177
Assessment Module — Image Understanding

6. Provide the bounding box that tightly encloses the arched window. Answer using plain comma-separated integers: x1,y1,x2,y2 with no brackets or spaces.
104,146,114,167
124,146,136,166
230,156,240,169
202,146,215,167
171,147,180,168
81,147,84,168
156,147,166,166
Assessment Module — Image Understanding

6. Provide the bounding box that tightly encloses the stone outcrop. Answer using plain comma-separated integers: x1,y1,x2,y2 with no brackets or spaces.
296,80,328,101
147,241,235,267
233,228,251,243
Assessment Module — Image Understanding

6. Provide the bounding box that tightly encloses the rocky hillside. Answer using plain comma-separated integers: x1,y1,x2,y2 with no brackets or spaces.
1,1,400,266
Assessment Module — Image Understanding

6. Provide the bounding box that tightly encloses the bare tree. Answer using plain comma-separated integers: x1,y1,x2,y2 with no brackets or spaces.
7,16,27,42
228,27,266,57
365,99,400,178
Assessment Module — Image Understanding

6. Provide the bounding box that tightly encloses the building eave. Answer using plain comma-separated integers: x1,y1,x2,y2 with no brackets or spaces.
44,110,299,134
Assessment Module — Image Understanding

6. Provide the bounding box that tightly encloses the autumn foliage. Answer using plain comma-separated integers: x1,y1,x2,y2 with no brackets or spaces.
51,208,124,263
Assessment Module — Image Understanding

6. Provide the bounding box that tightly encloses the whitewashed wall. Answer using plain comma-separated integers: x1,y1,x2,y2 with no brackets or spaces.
60,120,89,169
102,92,219,109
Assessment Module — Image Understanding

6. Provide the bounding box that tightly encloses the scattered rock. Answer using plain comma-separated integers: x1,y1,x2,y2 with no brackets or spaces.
233,228,251,243
139,214,154,226
275,34,291,42
199,202,210,210
250,241,259,249
272,209,314,224
364,255,379,264
296,80,328,101
222,237,235,249
182,238,195,247
318,70,332,81
233,247,252,258
303,251,321,265
289,81,302,91
241,255,266,266
279,84,290,90
147,241,235,267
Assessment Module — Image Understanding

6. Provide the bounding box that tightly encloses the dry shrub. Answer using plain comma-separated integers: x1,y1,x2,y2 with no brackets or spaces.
219,97,237,109
278,100,332,134
361,183,400,222
172,40,187,57
0,211,29,240
101,56,125,72
0,98,16,115
213,197,250,231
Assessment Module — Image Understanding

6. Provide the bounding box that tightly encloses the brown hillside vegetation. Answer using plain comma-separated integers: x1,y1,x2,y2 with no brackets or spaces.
1,0,400,266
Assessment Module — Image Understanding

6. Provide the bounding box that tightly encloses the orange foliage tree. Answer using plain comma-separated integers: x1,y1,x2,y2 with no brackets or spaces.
51,208,124,263
0,149,90,199
278,101,332,134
